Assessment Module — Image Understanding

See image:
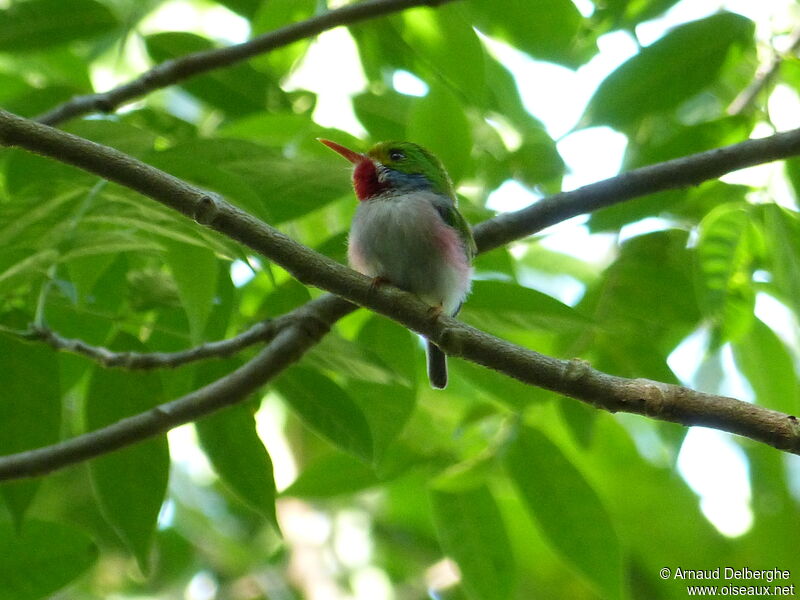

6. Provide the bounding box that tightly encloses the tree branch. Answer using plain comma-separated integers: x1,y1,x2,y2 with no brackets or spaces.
0,295,354,480
19,318,288,369
1,109,800,481
9,119,800,372
432,336,800,454
34,0,457,126
473,127,800,252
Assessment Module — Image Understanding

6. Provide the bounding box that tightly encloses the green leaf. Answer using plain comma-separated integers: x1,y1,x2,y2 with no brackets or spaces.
218,112,328,147
77,194,238,258
305,334,398,385
251,0,316,77
520,242,598,284
251,0,315,34
402,4,486,106
625,116,753,170
600,118,754,228
504,134,565,190
117,107,198,143
589,178,749,233
0,520,97,600
349,381,416,464
595,0,682,29
742,443,800,572
164,240,219,344
558,397,598,448
196,404,278,527
66,119,157,158
430,485,515,600
575,230,699,356
357,314,419,387
760,204,800,320
282,452,382,498
504,426,623,599
472,244,517,281
432,450,497,494
578,417,723,596
0,73,34,106
452,359,549,409
787,157,800,201
144,32,283,115
630,1,682,28
583,12,754,129
353,90,413,142
468,0,589,67
0,334,60,526
733,319,800,415
349,18,413,85
483,54,546,135
1,84,82,118
275,367,373,461
147,139,351,224
0,248,58,296
3,148,93,198
150,528,195,589
86,334,168,574
460,280,588,333
126,268,181,313
7,45,94,91
694,203,755,343
214,0,261,19
408,84,472,183
204,263,236,341
0,0,119,51
259,280,313,318
66,252,117,305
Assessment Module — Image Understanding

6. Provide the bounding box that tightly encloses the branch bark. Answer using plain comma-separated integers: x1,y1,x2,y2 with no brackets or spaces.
473,127,800,252
0,296,353,480
34,0,457,126
1,109,800,481
20,318,287,369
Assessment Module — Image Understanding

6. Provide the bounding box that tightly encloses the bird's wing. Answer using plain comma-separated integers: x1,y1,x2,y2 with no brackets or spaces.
431,196,476,259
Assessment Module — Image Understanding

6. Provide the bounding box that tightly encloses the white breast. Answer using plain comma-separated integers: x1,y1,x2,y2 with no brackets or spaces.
348,190,471,314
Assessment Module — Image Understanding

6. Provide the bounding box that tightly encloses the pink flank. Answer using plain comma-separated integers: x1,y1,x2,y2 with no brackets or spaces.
435,220,472,284
347,238,369,275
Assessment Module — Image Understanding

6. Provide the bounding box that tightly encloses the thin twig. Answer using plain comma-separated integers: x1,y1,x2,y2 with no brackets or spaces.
728,26,800,116
22,318,288,369
34,0,457,126
0,296,353,480
3,291,799,481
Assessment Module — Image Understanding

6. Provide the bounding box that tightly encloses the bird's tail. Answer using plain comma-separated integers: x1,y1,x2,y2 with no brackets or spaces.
427,340,447,389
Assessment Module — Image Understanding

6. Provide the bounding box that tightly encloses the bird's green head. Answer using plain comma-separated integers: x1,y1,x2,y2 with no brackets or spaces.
319,139,454,201
367,141,452,193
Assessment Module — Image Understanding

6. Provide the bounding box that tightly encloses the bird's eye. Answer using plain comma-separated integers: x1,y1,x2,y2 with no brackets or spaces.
389,149,405,161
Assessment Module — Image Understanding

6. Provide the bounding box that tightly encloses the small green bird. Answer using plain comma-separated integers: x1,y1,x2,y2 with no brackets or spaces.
319,138,475,389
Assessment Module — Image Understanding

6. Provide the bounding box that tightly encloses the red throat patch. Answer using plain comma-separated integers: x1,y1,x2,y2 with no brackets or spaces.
353,160,383,201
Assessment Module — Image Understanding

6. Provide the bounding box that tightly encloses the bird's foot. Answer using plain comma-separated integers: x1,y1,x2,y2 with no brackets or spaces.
426,303,444,326
369,276,390,294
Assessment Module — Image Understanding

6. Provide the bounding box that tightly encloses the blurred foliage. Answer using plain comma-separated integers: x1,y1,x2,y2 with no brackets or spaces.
0,0,798,599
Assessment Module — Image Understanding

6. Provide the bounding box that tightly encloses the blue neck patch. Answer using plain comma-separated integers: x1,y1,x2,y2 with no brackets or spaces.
383,168,433,193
